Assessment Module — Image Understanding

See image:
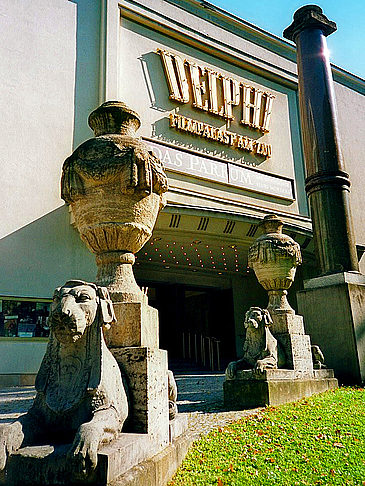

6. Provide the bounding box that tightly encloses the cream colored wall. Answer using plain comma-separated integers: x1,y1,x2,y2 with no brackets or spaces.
0,206,96,299
0,0,102,299
334,82,365,252
0,0,76,240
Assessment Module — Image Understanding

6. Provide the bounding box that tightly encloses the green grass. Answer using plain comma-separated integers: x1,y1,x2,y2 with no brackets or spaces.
169,388,365,486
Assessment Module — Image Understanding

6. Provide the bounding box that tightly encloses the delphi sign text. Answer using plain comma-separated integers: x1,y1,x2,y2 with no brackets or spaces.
157,49,274,157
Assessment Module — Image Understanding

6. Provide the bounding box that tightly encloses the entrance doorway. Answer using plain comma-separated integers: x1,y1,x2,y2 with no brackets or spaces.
143,283,235,371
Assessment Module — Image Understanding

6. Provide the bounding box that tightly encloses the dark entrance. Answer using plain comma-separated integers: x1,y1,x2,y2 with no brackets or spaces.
142,282,235,371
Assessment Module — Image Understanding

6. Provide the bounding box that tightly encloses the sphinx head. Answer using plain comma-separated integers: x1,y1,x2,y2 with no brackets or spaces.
244,307,273,330
48,280,115,345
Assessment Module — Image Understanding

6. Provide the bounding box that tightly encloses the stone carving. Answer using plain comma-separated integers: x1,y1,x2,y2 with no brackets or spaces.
60,103,172,459
226,307,285,378
311,345,327,369
167,370,178,420
248,214,302,312
224,214,338,409
61,101,168,303
0,280,128,478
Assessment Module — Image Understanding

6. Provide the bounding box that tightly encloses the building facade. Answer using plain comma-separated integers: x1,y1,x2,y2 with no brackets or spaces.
0,0,364,384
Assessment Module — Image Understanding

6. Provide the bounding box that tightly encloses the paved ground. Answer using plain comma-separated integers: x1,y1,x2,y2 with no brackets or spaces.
0,373,260,439
0,386,36,423
174,372,261,438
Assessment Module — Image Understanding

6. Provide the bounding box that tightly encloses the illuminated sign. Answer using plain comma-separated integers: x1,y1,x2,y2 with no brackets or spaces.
158,49,275,143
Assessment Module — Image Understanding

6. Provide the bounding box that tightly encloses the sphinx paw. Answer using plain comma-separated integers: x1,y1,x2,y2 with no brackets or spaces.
225,361,237,379
255,360,266,372
69,425,99,474
0,424,17,471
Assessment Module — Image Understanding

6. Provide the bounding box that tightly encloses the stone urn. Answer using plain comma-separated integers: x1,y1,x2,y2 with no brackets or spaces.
61,101,168,302
248,214,302,312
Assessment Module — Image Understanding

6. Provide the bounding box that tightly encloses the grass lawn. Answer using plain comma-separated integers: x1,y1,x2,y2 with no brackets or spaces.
169,388,365,486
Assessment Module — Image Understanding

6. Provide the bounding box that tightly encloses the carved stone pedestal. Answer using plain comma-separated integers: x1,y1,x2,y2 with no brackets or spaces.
111,347,169,449
105,298,159,348
105,294,170,448
297,272,365,384
223,309,338,409
4,432,166,485
224,368,338,409
2,345,171,485
271,311,313,376
41,102,189,484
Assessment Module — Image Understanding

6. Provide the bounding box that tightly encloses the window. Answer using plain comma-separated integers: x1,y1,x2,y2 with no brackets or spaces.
0,299,51,338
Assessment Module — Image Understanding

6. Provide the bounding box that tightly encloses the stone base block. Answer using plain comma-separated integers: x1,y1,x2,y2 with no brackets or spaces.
270,312,313,373
112,347,169,449
104,301,159,348
3,433,164,485
111,426,194,486
169,414,188,443
224,369,338,409
235,368,334,381
278,333,313,373
271,311,305,335
297,272,365,384
98,433,157,484
5,444,72,486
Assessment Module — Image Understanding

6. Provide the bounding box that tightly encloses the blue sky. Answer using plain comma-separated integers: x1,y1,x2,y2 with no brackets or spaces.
209,0,365,79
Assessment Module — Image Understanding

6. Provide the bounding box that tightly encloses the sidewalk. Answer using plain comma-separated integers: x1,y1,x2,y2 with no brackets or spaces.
174,372,261,439
0,386,35,424
0,374,260,439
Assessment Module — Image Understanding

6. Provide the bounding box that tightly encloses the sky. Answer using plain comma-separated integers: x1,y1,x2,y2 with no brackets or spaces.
208,0,365,79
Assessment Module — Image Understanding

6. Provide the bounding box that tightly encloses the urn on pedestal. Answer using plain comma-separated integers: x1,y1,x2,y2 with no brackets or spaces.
224,214,338,410
61,101,168,303
60,102,173,448
248,214,302,313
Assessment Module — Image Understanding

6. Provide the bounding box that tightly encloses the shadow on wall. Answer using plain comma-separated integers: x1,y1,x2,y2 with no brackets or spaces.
150,115,268,168
0,205,96,299
70,0,102,149
138,52,172,113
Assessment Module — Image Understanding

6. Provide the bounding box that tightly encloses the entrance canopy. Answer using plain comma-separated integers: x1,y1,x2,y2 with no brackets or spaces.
135,205,315,277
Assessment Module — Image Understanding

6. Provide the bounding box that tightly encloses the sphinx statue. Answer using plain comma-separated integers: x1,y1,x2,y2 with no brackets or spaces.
0,280,128,480
226,307,286,378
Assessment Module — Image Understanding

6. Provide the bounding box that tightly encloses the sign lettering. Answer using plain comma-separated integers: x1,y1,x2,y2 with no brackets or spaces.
157,48,275,133
170,113,272,157
149,141,228,184
147,140,294,200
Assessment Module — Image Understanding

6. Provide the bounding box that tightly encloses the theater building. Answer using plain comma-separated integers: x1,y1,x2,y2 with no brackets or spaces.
0,0,364,384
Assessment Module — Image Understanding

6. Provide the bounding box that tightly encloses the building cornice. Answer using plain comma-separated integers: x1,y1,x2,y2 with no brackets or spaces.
164,0,297,60
119,1,298,88
124,0,365,95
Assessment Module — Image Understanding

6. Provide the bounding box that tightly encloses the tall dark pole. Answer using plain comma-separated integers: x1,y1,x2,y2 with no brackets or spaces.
284,5,359,275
